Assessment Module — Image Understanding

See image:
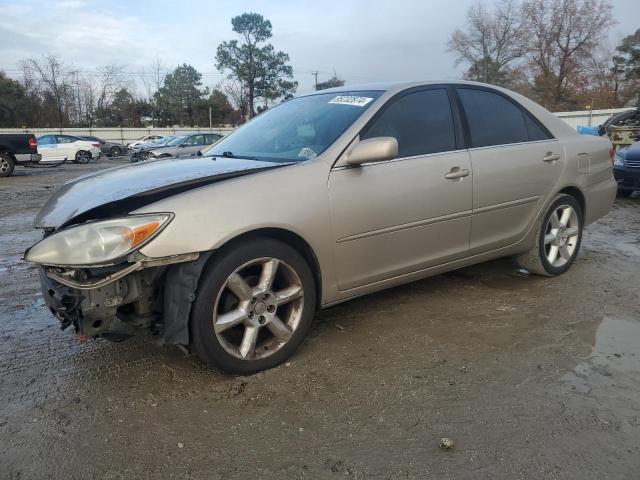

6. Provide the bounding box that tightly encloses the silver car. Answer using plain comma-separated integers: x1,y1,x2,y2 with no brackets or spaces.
145,133,223,159
25,81,617,373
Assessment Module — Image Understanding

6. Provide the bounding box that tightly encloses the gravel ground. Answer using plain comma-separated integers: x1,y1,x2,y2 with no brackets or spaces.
1,157,639,479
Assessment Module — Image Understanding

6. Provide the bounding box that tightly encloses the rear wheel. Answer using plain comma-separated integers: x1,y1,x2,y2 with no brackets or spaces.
0,153,15,177
75,150,91,164
516,194,583,276
109,146,122,157
190,238,316,374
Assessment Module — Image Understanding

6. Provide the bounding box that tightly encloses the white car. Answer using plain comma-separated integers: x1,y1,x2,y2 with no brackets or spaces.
37,135,101,163
126,135,165,150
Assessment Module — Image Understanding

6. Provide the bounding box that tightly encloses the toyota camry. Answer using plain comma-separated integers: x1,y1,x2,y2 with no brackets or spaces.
24,81,617,373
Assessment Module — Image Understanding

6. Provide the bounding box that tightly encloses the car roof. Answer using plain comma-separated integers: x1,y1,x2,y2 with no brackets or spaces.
297,79,499,97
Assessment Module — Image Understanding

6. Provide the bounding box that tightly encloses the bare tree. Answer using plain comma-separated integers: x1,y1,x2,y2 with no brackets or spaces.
522,0,615,109
141,57,165,126
22,55,75,128
448,0,528,86
223,79,248,123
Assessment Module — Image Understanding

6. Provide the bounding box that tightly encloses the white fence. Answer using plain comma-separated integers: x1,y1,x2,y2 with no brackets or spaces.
0,127,235,144
0,108,633,141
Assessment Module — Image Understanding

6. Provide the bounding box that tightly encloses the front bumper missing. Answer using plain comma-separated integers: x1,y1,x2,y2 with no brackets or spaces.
45,253,199,290
39,252,201,341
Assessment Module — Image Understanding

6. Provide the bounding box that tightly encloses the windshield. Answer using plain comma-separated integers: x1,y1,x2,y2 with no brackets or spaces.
166,135,187,147
206,91,382,162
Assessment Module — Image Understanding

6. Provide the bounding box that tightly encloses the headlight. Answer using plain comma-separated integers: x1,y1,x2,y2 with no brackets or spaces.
614,153,625,167
24,214,173,266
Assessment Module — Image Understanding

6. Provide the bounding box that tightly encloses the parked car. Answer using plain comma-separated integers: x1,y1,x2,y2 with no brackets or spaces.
142,133,223,160
79,136,128,157
613,140,640,197
0,133,41,177
127,135,165,150
597,108,640,136
37,134,101,163
128,136,177,162
25,81,616,374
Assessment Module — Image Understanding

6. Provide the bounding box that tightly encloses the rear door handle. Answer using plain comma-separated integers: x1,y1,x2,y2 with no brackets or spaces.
543,152,561,162
445,167,470,180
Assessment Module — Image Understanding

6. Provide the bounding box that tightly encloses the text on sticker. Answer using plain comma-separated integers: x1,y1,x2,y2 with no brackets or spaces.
328,96,374,107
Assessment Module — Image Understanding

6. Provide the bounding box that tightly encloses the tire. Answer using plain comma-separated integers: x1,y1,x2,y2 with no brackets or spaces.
75,150,91,164
516,194,583,276
190,238,317,374
617,189,633,198
0,153,15,177
109,146,122,157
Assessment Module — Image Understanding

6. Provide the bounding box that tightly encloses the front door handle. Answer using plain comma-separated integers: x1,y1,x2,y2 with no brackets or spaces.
445,167,470,180
543,152,561,162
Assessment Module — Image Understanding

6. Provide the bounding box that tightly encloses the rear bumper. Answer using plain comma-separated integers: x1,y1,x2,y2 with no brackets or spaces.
613,165,640,190
14,153,42,163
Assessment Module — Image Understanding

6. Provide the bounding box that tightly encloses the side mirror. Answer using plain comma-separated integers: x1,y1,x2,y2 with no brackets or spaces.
196,150,203,157
344,137,398,166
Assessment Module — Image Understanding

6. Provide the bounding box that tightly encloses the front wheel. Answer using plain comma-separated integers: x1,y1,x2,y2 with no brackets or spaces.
110,146,122,157
75,150,91,164
516,194,583,276
190,238,317,374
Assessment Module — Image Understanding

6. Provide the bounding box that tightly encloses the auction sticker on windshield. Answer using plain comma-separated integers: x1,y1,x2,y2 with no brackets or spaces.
328,95,374,107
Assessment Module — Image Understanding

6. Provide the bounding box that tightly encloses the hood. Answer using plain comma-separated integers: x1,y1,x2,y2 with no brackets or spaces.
623,142,640,161
35,156,292,229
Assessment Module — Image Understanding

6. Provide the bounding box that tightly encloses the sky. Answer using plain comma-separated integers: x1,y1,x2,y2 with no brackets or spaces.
0,0,639,96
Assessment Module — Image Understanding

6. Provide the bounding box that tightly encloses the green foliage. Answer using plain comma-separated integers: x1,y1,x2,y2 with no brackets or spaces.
0,71,32,127
216,12,297,118
614,29,640,80
155,64,209,126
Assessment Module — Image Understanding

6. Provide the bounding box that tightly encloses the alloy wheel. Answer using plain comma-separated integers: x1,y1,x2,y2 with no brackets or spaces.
543,204,580,268
0,157,9,173
76,151,91,163
212,257,304,360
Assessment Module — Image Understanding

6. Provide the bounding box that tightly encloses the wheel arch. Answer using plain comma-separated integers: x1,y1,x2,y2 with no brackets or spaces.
211,227,323,309
160,227,323,346
557,185,586,220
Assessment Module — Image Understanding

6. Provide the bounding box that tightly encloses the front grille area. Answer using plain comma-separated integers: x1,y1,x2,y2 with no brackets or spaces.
626,159,640,168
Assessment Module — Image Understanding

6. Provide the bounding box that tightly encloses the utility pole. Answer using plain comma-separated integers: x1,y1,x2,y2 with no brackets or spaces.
311,71,319,91
209,106,212,129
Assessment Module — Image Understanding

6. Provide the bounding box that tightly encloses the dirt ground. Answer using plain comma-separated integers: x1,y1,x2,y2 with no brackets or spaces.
1,157,639,479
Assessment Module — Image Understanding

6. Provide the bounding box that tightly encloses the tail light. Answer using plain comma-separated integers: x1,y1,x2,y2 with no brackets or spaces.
28,137,37,150
92,143,100,148
609,147,615,165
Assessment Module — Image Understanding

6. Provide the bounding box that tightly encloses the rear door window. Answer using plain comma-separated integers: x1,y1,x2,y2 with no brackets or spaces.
457,88,530,148
361,88,457,158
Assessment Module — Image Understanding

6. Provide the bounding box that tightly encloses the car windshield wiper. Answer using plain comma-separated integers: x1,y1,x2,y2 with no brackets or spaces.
220,151,259,161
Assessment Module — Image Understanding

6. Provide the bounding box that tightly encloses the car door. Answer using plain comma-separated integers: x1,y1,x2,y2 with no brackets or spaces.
56,135,78,160
328,87,473,291
455,87,564,253
37,135,58,161
177,135,204,156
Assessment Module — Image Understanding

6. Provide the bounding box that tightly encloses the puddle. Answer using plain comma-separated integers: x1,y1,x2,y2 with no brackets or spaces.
563,317,640,394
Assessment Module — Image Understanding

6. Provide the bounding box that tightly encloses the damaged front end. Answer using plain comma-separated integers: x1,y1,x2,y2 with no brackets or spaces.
38,252,211,343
